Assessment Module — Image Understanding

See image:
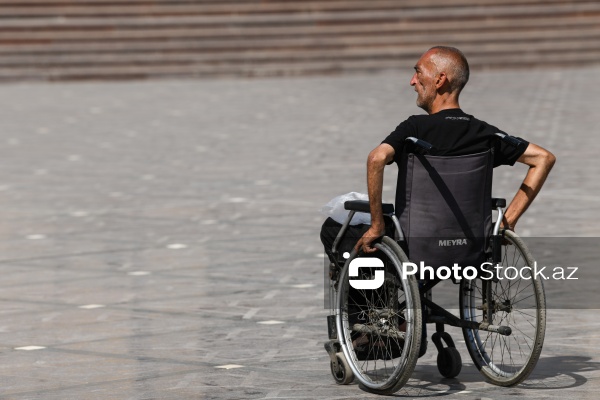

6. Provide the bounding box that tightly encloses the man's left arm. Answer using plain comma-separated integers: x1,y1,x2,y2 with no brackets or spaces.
503,143,556,230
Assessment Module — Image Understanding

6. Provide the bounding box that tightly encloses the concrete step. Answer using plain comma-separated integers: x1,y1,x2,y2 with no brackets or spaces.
0,0,596,18
0,37,596,65
2,0,592,4
0,0,597,80
1,26,599,55
2,49,600,82
0,13,597,41
0,2,599,24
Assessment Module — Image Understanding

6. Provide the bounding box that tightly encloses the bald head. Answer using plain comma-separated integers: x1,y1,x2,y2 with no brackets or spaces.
427,46,470,93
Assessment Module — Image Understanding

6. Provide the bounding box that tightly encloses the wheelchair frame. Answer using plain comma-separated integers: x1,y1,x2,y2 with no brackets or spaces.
324,137,546,394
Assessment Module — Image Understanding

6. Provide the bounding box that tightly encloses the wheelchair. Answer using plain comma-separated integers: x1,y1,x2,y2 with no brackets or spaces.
323,136,546,395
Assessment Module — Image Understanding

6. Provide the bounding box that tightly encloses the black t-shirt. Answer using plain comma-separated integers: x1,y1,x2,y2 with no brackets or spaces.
382,108,528,167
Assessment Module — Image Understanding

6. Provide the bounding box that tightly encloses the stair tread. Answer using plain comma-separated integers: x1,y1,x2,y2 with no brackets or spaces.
0,2,598,23
0,0,597,80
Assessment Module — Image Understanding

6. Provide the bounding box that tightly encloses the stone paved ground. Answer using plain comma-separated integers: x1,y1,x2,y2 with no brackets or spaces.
0,65,598,399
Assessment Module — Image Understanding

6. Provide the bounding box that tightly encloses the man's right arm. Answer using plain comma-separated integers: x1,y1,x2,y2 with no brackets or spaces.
354,143,395,253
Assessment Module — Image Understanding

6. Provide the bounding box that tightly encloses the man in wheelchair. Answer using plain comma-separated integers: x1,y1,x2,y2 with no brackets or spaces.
322,46,555,394
355,46,555,254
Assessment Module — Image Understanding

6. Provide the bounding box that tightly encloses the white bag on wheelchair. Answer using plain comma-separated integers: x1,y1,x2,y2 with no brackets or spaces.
320,192,371,226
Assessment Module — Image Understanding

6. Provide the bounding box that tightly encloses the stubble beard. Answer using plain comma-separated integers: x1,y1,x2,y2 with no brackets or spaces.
416,89,433,114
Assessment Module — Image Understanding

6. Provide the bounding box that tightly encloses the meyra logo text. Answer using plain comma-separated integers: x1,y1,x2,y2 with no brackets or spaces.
439,239,468,246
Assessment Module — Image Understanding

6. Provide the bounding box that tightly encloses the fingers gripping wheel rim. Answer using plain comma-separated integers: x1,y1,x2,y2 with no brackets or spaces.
460,230,546,386
336,236,422,394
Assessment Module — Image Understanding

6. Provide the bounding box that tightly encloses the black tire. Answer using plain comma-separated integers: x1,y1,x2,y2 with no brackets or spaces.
330,352,354,385
437,347,462,378
460,230,546,386
336,236,422,395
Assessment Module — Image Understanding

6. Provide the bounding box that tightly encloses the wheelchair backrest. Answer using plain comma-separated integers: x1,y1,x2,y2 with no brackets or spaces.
396,150,493,269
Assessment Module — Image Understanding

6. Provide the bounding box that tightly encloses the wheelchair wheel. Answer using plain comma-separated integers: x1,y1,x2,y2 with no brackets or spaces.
330,352,354,385
336,236,422,395
437,347,462,379
460,230,546,386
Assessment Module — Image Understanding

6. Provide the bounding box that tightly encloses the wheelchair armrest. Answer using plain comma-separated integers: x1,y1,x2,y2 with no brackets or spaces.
344,200,395,215
492,198,506,208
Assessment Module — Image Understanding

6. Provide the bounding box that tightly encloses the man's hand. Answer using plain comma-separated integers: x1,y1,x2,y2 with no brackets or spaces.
500,215,515,232
354,225,386,254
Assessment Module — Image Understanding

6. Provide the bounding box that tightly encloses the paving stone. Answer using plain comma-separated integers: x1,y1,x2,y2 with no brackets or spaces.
0,65,598,398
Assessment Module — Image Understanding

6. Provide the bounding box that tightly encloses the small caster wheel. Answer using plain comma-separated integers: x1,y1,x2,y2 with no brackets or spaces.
330,352,354,384
437,347,462,378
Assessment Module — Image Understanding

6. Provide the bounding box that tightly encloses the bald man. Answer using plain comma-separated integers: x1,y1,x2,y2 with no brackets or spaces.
355,46,555,254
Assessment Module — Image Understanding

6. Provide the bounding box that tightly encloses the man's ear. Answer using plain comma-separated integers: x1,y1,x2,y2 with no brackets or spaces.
435,72,448,89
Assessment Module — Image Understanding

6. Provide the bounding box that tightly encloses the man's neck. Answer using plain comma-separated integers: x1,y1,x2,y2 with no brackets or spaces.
427,96,460,115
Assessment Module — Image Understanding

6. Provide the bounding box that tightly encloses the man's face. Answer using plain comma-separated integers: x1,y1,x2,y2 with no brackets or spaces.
410,52,438,113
